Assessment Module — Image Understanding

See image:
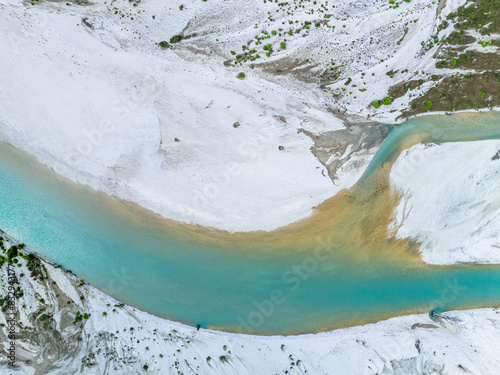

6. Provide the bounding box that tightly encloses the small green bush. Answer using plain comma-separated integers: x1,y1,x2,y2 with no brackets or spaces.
169,35,182,44
478,92,485,98
450,60,457,66
383,97,392,105
158,41,169,48
435,60,447,69
280,42,286,49
373,101,380,109
7,246,18,259
425,100,432,109
238,72,246,79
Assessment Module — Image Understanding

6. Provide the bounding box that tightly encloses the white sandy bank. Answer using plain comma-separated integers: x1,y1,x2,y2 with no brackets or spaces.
0,0,352,232
0,0,466,232
391,140,500,264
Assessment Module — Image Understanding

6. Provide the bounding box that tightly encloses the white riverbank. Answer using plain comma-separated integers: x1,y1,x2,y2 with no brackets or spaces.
0,0,345,232
0,0,468,232
390,139,500,265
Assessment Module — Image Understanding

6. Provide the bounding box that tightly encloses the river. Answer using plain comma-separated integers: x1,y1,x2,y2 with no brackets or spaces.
0,112,499,335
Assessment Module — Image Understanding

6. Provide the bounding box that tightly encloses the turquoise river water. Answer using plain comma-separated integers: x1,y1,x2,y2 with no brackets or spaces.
0,112,500,335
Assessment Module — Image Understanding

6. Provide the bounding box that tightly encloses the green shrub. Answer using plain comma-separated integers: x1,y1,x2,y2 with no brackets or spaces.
7,246,18,259
344,77,352,85
373,101,380,109
425,100,432,109
478,40,492,47
271,30,277,35
383,97,392,105
280,42,286,49
158,41,169,48
478,92,485,98
435,60,447,68
238,72,246,79
450,60,457,66
169,35,182,44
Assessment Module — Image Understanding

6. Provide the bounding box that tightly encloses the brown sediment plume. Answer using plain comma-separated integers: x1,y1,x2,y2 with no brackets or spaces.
114,118,474,265
160,159,423,266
